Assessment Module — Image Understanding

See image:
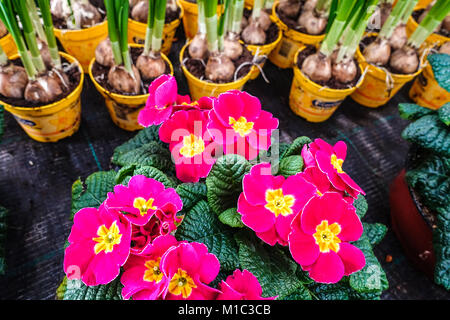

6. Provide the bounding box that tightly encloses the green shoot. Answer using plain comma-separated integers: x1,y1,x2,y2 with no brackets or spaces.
37,0,62,68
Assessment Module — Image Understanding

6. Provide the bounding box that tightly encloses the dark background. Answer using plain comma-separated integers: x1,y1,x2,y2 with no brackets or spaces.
0,25,449,300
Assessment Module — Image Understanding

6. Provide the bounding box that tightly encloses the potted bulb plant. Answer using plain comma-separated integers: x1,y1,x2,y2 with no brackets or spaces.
352,0,450,108
51,0,108,72
269,0,332,69
289,0,375,122
390,102,450,290
180,0,253,100
56,77,388,300
0,0,84,142
89,0,174,131
409,44,450,109
179,0,223,39
128,0,184,56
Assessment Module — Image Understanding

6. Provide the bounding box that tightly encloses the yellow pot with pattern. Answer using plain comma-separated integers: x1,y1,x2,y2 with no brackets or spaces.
0,33,17,58
289,48,364,122
269,1,325,69
128,2,184,56
178,0,222,39
2,52,84,142
54,21,109,72
88,45,174,131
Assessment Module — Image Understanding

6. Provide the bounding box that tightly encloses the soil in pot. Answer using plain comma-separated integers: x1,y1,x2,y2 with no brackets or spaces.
276,0,326,35
412,9,449,38
359,35,420,75
0,56,81,108
242,8,280,45
296,45,361,89
183,44,253,84
92,46,171,95
129,1,181,24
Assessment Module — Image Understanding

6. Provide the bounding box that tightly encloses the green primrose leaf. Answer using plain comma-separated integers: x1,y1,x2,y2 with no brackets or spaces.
63,276,123,300
218,208,244,228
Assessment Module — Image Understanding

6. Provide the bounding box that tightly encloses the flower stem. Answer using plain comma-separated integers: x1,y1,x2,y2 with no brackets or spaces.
152,0,167,53
37,0,62,68
144,0,155,55
204,0,219,53
104,0,123,65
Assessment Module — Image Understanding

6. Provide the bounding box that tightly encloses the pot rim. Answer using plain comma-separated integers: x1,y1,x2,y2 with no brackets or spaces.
128,1,184,27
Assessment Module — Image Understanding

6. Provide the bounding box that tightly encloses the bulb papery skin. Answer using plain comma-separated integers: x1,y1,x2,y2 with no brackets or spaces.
24,73,65,104
439,42,450,55
108,64,142,94
332,59,357,84
301,52,332,82
390,46,419,74
363,38,391,66
442,15,450,33
205,52,236,83
131,0,148,23
249,10,272,31
0,64,28,99
278,0,301,19
95,39,115,67
0,20,7,38
71,1,102,29
50,0,72,20
38,39,53,69
379,2,392,29
136,54,166,81
303,0,318,12
389,25,408,51
188,33,208,60
298,9,327,35
241,16,249,30
129,0,140,9
242,23,267,45
223,33,243,60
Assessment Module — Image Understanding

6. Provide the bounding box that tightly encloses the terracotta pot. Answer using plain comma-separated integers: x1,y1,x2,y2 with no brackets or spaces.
390,164,436,279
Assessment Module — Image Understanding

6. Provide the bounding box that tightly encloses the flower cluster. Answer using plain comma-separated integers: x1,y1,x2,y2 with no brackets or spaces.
138,75,279,183
64,175,273,300
238,139,366,284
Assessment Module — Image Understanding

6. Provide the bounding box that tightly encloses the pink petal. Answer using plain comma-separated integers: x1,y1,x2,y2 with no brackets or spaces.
239,91,261,121
238,194,275,233
288,229,320,266
214,91,244,126
309,252,345,283
337,207,363,242
337,243,366,276
256,227,281,246
333,141,347,160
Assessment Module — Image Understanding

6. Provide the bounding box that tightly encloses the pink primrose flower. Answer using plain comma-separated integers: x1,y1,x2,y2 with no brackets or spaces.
216,269,276,300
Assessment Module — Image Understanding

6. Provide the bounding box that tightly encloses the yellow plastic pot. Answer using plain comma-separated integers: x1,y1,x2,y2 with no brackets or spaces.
54,21,108,72
269,1,325,69
180,42,252,101
409,63,450,110
351,42,423,108
246,17,283,80
88,46,174,131
2,52,84,142
289,48,363,123
245,0,254,7
178,0,222,39
406,11,449,48
128,3,184,56
416,0,433,9
0,33,17,58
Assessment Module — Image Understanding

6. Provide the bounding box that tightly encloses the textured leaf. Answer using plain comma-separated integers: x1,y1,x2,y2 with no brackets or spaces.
398,103,434,121
206,155,251,215
133,166,177,189
56,277,68,300
434,213,450,290
282,136,312,158
277,155,304,178
428,53,450,92
176,183,208,212
306,281,350,300
112,125,164,162
235,232,302,298
63,276,123,300
0,105,3,142
402,115,450,157
363,222,388,246
354,194,368,219
114,165,137,185
113,142,173,172
218,208,244,228
438,102,450,126
175,200,240,271
71,171,117,219
280,284,312,300
0,205,6,275
349,233,389,294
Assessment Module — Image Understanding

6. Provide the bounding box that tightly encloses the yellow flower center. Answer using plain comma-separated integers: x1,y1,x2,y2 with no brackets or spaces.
264,189,295,217
92,221,122,254
169,268,197,299
143,257,163,283
133,197,157,216
313,220,342,253
229,116,254,137
331,154,345,173
179,134,205,158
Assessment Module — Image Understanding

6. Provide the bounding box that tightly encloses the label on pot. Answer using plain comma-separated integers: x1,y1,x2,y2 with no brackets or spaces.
312,100,343,109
